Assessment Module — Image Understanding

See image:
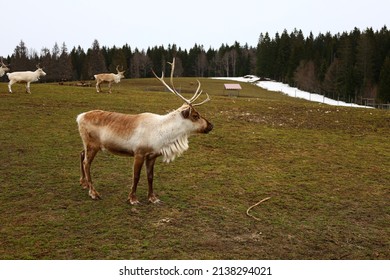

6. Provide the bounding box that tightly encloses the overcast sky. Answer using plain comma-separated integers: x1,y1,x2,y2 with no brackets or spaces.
1,0,389,57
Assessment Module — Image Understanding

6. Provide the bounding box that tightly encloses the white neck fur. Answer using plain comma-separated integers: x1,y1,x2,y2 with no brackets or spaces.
157,107,190,163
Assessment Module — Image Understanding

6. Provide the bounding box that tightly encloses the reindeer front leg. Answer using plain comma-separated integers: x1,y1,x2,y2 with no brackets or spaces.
145,155,160,203
26,82,31,94
128,154,145,204
96,81,101,93
8,81,13,93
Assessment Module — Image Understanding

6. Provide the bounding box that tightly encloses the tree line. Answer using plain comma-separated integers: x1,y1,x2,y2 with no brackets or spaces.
257,27,390,103
1,26,390,103
1,39,256,81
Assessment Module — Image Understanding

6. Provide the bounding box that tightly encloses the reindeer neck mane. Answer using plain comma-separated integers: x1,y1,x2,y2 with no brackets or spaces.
158,108,190,163
160,134,189,163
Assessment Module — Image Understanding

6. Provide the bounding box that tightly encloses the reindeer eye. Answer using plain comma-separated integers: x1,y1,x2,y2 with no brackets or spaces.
193,114,200,120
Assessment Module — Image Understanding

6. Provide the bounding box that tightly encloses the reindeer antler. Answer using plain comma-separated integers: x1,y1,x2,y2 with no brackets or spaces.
152,58,210,106
116,65,125,73
1,58,8,67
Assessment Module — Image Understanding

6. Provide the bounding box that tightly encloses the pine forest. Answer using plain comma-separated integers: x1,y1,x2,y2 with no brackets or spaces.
1,26,390,103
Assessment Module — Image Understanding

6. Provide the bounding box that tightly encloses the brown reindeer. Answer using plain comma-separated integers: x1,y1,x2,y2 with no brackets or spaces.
77,58,213,204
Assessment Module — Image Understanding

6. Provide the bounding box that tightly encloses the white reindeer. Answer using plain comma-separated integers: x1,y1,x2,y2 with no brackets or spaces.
0,59,10,77
77,58,213,204
94,65,125,93
7,64,47,93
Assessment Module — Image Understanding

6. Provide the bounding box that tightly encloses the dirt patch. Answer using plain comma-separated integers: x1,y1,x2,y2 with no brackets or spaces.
220,105,389,134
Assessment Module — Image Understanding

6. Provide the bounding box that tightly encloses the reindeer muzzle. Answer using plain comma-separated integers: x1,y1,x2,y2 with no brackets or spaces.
204,121,213,134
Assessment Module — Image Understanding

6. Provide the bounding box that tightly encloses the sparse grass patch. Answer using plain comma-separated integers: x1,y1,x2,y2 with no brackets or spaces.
0,79,389,259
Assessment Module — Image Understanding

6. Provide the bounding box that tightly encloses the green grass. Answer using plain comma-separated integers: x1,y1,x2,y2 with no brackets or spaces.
0,78,389,259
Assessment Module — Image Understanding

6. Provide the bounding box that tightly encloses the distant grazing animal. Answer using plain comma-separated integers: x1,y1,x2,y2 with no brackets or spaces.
0,60,10,77
94,65,125,93
77,58,213,204
7,64,46,93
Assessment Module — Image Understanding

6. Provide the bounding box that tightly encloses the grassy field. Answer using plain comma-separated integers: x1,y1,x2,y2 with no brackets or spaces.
0,78,389,260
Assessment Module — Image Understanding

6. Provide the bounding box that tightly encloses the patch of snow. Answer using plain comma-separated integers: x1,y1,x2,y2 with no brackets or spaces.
213,76,373,108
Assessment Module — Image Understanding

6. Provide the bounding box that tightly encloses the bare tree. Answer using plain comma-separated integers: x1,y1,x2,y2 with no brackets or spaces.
222,52,230,77
173,56,184,77
197,52,208,77
130,49,151,78
230,49,237,77
322,58,340,100
294,60,318,92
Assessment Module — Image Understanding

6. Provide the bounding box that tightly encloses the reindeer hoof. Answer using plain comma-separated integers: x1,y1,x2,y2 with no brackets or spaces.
80,179,89,189
148,195,161,204
89,190,101,200
127,199,140,205
127,195,140,205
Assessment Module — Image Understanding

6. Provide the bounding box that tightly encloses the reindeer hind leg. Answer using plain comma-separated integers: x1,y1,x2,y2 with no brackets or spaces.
82,146,101,200
80,150,88,189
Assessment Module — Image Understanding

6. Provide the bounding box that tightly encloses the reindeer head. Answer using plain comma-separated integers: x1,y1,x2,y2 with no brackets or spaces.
179,104,213,134
36,64,47,77
0,59,10,74
153,58,213,134
116,65,125,79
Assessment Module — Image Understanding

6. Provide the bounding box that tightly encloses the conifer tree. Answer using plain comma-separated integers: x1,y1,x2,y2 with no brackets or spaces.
87,39,107,78
59,42,73,81
378,56,390,103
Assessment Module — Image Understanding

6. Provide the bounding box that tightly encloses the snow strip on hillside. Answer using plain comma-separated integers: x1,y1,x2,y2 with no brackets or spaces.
213,76,372,108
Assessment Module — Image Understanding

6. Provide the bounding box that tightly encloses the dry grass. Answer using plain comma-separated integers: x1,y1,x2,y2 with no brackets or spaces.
0,78,389,259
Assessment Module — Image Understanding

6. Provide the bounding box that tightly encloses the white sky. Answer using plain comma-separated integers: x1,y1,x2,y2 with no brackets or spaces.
1,0,389,56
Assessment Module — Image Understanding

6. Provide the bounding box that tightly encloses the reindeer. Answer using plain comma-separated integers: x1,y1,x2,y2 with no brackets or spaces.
0,59,10,77
7,64,46,93
77,58,213,204
94,65,125,93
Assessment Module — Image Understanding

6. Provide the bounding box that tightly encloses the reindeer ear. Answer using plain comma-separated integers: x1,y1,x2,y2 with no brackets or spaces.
181,107,191,119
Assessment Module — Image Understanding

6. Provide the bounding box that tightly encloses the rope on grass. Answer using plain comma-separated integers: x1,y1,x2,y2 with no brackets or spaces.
246,197,271,221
